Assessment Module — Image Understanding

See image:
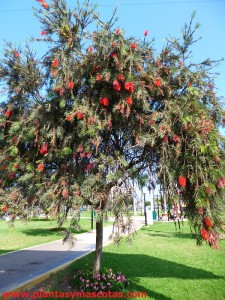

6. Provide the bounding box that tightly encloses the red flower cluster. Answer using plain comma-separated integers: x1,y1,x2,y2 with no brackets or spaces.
5,109,12,118
118,74,125,81
40,143,48,155
52,59,59,68
178,176,186,187
131,43,137,49
84,163,94,172
88,46,94,53
144,30,148,36
96,74,102,81
37,163,44,172
113,80,121,91
200,228,210,241
204,216,213,228
62,189,69,199
76,112,84,120
172,134,181,143
163,136,168,143
126,97,132,106
40,30,47,36
124,82,134,93
205,187,212,195
154,78,162,88
67,81,75,90
216,177,225,188
36,0,49,10
65,115,73,122
100,97,109,107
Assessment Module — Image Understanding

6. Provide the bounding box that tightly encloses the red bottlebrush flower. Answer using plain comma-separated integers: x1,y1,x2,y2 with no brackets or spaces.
124,82,134,93
214,155,221,163
198,207,204,215
1,206,7,213
67,81,75,90
188,82,192,87
144,30,149,37
65,115,73,122
136,65,143,71
118,74,125,81
100,97,109,107
41,1,49,10
62,189,69,199
13,163,19,169
76,112,84,120
216,177,225,188
40,143,48,155
179,61,183,66
200,228,210,241
93,65,98,73
74,190,80,196
172,134,181,143
178,176,186,187
14,52,20,58
154,78,162,87
52,59,59,68
51,69,58,77
126,97,132,106
156,60,162,67
205,187,212,195
37,163,44,172
5,109,12,118
8,172,16,180
149,119,155,125
111,52,117,58
87,163,94,170
40,30,47,36
111,41,117,47
59,87,65,96
163,136,169,143
88,46,94,53
208,83,214,90
96,74,102,81
115,28,122,35
80,152,86,158
113,80,121,91
204,216,213,228
131,43,137,49
88,116,95,125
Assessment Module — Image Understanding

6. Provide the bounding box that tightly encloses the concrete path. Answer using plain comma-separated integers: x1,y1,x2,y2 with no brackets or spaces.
0,216,145,295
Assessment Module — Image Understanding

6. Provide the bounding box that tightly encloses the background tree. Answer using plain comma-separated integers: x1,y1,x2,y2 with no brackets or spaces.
0,0,224,274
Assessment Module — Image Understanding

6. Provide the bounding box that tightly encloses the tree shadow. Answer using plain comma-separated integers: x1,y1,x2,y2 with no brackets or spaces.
21,227,88,237
140,226,193,240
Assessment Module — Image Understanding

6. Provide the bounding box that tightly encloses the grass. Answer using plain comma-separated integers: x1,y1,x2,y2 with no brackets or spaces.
30,222,225,300
0,216,111,255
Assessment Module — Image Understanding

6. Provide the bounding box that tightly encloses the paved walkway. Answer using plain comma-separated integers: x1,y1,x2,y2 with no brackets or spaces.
0,216,145,295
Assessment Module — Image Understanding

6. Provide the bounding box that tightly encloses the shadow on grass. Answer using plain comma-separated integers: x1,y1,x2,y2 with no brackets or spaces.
140,226,193,240
21,227,88,237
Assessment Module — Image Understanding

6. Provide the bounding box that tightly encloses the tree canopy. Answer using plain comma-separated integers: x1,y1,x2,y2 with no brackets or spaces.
0,0,224,272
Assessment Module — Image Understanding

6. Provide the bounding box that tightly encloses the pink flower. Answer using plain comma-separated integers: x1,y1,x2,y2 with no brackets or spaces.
40,30,47,36
144,30,149,37
216,177,225,188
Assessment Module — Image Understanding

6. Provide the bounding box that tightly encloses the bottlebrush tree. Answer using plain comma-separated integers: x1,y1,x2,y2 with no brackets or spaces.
0,0,224,273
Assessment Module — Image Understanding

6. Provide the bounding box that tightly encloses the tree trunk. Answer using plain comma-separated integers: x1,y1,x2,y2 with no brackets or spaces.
93,219,103,275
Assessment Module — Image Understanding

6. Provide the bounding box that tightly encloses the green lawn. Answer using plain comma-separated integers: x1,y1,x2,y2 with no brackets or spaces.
0,217,110,255
31,222,225,300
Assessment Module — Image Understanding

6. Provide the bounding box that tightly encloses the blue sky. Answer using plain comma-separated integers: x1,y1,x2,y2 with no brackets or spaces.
0,0,224,99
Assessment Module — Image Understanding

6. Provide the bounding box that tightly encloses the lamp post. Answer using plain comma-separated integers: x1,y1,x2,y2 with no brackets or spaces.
144,192,147,226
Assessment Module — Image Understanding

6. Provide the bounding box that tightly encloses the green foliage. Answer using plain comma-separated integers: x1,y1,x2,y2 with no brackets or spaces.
0,0,224,252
